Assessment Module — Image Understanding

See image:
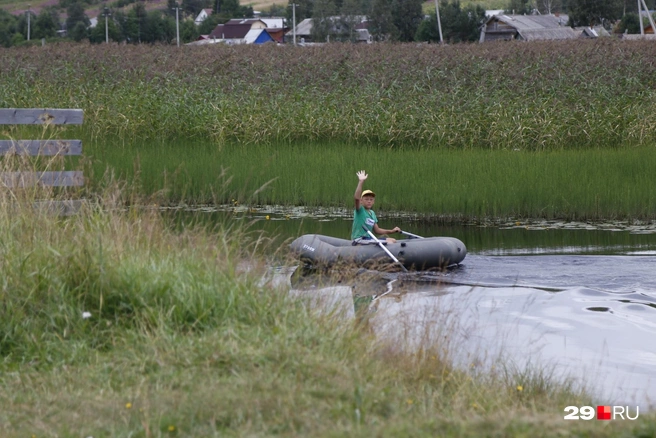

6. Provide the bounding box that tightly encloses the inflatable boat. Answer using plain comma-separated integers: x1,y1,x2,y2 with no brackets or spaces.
290,234,467,270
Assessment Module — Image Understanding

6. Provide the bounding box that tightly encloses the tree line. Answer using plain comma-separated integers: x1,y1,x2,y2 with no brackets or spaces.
0,0,654,48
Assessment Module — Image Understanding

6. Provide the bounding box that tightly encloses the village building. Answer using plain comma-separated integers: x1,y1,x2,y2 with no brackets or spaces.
289,17,371,43
194,9,213,26
479,14,578,42
193,18,281,45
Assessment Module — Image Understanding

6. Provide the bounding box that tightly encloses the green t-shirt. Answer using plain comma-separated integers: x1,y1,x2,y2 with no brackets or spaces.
351,206,378,240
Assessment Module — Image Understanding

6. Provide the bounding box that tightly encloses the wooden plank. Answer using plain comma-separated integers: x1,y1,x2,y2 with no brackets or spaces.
0,140,82,156
0,171,84,187
0,109,84,125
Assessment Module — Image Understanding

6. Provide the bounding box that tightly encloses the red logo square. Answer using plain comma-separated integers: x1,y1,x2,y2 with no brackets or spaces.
597,405,611,420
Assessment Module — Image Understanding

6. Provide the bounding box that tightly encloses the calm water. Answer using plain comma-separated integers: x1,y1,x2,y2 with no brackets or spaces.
171,206,656,409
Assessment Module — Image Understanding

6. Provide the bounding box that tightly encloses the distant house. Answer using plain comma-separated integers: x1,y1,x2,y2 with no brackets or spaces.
289,17,371,43
576,25,611,38
290,18,313,42
479,14,578,42
206,19,276,44
261,18,285,29
195,9,213,26
244,28,276,44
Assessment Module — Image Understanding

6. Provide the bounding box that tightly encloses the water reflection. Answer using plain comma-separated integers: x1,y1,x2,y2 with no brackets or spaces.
283,254,656,410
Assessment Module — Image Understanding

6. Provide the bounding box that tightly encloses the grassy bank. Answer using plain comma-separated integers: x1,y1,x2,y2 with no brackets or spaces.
1,40,656,149
0,183,654,436
88,140,656,220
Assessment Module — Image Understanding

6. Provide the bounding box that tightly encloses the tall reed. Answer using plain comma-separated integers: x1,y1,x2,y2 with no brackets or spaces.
89,139,656,220
2,40,656,149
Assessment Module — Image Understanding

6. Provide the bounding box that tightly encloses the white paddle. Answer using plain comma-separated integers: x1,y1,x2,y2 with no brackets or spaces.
363,226,408,273
400,230,424,239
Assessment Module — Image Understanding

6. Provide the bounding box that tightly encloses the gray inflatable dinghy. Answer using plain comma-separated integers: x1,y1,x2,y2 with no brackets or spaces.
290,234,466,270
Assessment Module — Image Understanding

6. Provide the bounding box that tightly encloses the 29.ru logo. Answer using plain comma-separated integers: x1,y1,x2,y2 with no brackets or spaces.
564,406,639,420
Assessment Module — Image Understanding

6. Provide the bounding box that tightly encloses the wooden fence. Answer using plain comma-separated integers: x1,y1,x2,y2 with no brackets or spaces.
0,108,84,188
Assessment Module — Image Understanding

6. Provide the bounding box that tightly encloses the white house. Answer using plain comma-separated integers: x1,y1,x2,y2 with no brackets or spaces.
195,9,213,26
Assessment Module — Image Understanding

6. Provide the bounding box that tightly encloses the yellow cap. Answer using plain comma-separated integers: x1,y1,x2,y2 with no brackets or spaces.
361,190,376,197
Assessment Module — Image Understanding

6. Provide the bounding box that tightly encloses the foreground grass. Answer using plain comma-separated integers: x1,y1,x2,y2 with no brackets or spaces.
0,182,654,436
88,139,656,220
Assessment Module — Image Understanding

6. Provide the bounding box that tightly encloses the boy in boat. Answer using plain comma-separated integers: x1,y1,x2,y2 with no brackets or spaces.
351,170,401,245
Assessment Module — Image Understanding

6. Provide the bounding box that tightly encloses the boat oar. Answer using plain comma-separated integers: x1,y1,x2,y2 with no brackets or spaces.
363,226,408,272
400,230,424,239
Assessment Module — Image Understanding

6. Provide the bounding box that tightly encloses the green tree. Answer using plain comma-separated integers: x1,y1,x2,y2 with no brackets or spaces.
369,0,397,40
12,32,25,46
286,0,312,23
505,0,532,15
66,2,90,34
121,3,147,42
180,18,199,41
0,9,18,47
391,0,423,41
339,0,364,41
89,12,122,43
140,10,176,43
33,7,60,39
198,13,222,34
219,0,253,18
615,12,643,33
567,0,622,27
416,0,484,43
312,0,337,41
69,21,88,41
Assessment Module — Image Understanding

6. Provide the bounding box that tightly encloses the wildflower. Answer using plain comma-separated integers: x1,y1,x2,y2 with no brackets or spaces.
406,399,413,405
516,385,523,392
168,425,176,432
125,402,132,409
82,311,92,319
265,215,270,220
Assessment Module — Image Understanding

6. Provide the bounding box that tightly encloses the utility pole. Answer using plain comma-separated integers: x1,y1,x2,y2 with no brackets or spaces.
27,4,31,41
173,2,180,47
639,0,656,36
291,3,297,45
104,6,110,43
434,0,443,43
138,2,141,43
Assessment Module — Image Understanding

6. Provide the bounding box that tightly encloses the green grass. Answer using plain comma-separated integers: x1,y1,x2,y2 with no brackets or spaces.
86,138,656,220
0,179,654,437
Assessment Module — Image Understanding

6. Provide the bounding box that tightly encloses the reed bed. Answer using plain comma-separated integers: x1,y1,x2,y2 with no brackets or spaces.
1,40,656,149
1,179,654,437
90,139,656,220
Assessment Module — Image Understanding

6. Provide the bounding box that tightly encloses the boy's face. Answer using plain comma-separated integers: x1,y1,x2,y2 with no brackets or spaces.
361,195,375,209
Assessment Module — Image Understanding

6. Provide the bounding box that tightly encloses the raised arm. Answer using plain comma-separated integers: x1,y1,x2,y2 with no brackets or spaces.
354,170,367,210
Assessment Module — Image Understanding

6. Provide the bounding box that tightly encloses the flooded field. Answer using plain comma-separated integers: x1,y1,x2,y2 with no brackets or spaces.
173,206,656,410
